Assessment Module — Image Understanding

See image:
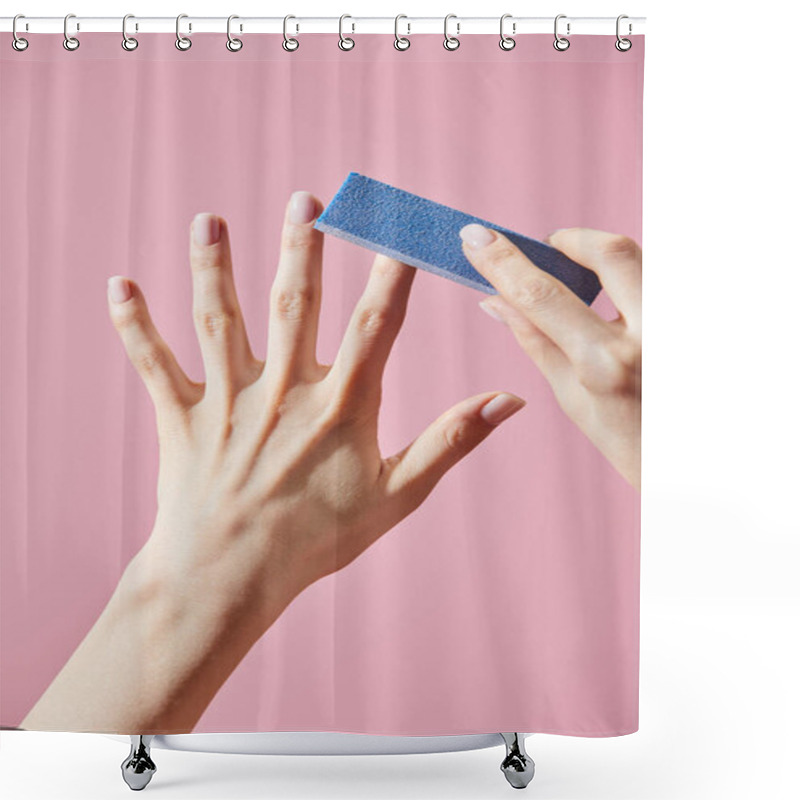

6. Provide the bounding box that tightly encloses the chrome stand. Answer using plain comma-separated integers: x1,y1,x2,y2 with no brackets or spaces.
117,732,533,790
500,732,535,789
121,735,157,791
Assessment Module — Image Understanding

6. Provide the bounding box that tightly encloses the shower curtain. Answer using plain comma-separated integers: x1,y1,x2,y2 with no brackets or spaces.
0,30,643,737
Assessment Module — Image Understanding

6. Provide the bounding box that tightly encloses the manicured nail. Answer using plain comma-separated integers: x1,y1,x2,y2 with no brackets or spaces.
193,213,220,246
107,276,131,304
460,224,497,249
288,191,318,225
480,393,526,426
478,298,508,324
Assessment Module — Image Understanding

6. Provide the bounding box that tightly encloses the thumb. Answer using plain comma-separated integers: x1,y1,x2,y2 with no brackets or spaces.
381,391,526,511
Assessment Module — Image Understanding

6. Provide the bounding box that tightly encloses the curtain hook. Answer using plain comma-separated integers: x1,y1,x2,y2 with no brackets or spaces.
121,14,139,51
339,14,355,51
63,13,80,51
175,13,192,50
394,14,410,51
615,14,632,51
12,14,29,51
443,14,460,51
499,14,516,51
283,15,299,51
226,15,243,51
554,14,570,51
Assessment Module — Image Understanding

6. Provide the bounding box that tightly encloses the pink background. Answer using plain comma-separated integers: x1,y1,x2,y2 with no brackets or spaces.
0,33,643,735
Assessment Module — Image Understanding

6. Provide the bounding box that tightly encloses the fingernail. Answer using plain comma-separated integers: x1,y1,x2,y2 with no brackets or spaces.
460,224,496,249
193,213,220,246
480,393,526,426
288,191,318,225
107,276,131,304
478,298,508,324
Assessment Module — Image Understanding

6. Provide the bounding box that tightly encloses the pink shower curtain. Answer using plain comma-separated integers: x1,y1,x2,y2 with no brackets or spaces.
1,31,643,736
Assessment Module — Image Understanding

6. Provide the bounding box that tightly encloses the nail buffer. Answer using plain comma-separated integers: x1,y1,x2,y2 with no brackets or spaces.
314,172,602,305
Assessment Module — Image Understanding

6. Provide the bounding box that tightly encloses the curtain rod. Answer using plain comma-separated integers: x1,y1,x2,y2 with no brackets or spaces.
1,16,646,36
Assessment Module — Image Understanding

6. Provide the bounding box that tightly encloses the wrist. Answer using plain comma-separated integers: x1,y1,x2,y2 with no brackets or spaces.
117,532,296,646
86,545,272,732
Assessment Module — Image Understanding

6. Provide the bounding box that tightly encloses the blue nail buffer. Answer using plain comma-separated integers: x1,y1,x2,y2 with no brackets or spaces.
315,172,601,305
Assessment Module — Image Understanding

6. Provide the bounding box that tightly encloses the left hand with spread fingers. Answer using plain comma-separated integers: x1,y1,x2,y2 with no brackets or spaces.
20,194,525,735
460,225,642,491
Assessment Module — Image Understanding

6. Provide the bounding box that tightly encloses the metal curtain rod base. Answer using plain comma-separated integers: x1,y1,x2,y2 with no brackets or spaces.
121,735,156,791
119,732,535,790
500,732,536,789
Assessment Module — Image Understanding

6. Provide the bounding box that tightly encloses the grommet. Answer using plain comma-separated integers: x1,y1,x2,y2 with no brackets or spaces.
443,14,460,51
339,14,355,51
554,14,570,51
283,15,299,51
394,14,411,51
12,14,29,51
499,14,516,51
122,14,138,51
176,13,192,51
226,15,243,51
615,14,632,51
63,13,80,51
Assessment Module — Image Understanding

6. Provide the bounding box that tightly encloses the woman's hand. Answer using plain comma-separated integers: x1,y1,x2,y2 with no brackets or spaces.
460,225,641,490
119,194,523,626
20,192,525,734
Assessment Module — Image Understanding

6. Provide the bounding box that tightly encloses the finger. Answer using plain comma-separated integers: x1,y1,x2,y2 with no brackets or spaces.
326,255,416,414
190,213,255,398
547,228,642,332
460,225,616,365
265,191,325,385
107,276,198,412
478,295,571,384
381,391,526,512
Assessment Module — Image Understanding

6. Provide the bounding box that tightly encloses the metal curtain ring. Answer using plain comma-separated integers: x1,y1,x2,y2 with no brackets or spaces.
554,14,570,51
12,14,29,51
63,13,80,51
443,14,460,51
283,15,299,51
226,15,243,51
339,14,355,50
615,14,632,51
394,14,410,51
175,14,192,50
122,14,138,51
499,14,515,51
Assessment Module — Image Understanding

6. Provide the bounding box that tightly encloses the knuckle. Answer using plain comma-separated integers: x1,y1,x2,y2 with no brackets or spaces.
281,227,315,254
271,286,315,322
576,340,641,395
601,235,639,263
324,385,372,428
443,417,474,452
355,305,393,337
614,338,642,373
485,239,518,265
373,258,403,278
510,278,561,313
132,345,169,376
191,250,225,273
113,303,143,330
155,407,190,444
318,372,380,430
193,308,236,337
